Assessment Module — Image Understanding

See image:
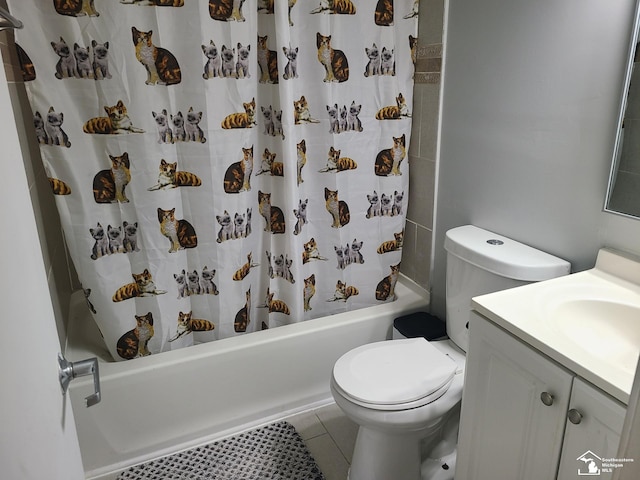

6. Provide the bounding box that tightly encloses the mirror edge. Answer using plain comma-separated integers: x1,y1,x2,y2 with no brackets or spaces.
604,0,640,218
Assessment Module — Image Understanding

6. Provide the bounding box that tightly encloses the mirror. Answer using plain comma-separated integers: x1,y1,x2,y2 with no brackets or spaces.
606,3,640,218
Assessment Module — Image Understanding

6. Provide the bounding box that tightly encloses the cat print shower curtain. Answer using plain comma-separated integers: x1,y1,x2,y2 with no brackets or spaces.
9,0,418,361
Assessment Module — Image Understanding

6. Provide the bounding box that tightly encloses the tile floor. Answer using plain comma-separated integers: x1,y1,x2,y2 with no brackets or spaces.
285,403,359,480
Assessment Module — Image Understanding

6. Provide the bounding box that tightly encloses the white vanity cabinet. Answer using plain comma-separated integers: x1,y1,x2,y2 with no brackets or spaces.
455,312,573,479
557,377,626,479
456,312,626,480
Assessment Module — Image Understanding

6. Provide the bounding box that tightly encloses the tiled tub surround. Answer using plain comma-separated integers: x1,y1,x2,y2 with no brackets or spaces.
403,0,445,293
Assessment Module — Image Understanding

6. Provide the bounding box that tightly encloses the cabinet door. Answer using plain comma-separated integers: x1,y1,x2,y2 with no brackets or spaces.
456,313,574,480
556,378,626,479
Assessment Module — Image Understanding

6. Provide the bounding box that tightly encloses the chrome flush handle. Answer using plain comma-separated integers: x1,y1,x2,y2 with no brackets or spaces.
58,353,101,407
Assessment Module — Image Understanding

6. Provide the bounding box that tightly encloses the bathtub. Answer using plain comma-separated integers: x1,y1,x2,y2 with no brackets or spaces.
65,275,429,479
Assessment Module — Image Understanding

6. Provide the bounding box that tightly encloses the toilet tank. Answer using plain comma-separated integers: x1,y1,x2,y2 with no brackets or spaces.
444,225,570,353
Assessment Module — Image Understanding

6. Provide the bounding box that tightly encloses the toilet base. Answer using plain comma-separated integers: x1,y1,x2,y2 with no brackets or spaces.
420,451,456,480
348,426,424,480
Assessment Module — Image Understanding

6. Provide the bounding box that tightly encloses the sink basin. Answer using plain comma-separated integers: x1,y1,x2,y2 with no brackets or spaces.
550,299,640,375
472,248,640,404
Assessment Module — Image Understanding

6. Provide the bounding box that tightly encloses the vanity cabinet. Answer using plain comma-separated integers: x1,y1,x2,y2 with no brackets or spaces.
456,312,626,480
556,377,626,478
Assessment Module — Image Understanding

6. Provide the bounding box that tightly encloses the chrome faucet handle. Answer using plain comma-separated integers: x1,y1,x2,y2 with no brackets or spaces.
58,353,101,407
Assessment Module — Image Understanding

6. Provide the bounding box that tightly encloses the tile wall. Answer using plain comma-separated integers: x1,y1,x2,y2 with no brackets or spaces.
402,0,444,292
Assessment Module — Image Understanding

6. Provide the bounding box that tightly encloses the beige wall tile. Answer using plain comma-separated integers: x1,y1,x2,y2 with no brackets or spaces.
403,0,444,291
418,82,440,160
418,0,445,45
414,225,433,290
407,155,435,229
409,84,423,156
399,219,418,281
0,29,22,83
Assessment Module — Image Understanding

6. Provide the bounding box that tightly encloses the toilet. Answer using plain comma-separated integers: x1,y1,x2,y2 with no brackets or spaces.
330,225,571,480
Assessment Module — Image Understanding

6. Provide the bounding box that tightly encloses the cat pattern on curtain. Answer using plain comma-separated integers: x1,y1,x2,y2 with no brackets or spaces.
10,0,418,360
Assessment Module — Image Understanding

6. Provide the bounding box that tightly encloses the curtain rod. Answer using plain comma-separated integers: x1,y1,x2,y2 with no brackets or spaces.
0,6,22,30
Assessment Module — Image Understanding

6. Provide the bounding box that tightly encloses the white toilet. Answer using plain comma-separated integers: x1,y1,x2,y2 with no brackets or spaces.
330,225,571,480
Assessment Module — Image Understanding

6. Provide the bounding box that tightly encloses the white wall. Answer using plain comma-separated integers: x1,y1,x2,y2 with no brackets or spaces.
0,42,85,480
432,0,640,317
0,27,76,347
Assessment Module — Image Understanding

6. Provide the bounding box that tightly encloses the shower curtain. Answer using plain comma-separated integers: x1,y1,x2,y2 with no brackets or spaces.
9,0,418,361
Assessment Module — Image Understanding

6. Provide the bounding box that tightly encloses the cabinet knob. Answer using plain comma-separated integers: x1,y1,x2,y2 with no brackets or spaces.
540,391,554,406
568,408,583,424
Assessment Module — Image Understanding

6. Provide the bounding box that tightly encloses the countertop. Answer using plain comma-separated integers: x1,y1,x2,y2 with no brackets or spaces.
472,254,640,405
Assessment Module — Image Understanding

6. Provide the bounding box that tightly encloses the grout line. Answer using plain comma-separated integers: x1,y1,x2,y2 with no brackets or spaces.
298,414,328,441
405,217,434,232
313,412,352,466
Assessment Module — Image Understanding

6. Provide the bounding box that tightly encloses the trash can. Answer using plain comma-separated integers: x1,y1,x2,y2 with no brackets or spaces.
392,312,447,340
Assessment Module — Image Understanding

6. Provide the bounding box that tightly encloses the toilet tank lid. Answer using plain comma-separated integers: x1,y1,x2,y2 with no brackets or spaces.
444,225,571,281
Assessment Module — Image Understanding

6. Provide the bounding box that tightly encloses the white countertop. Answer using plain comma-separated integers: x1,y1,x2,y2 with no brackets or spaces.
472,249,640,405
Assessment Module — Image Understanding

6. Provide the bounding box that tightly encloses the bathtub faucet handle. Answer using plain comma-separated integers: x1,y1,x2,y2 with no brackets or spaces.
58,353,101,407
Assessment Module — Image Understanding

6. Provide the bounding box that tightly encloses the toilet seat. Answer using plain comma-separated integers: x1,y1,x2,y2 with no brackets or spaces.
332,338,457,410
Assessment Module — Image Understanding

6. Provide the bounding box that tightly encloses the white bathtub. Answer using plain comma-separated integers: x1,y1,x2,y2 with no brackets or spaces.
65,276,429,479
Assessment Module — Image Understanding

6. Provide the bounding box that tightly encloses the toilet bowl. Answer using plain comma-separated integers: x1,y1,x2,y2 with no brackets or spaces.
331,225,571,480
331,338,465,480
